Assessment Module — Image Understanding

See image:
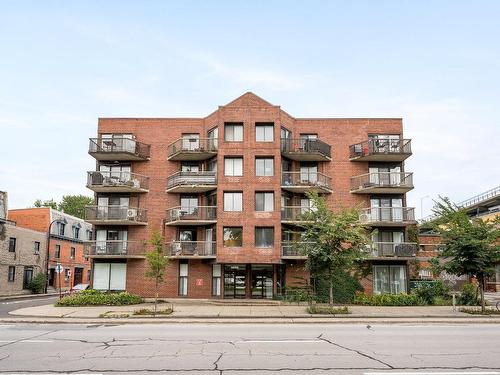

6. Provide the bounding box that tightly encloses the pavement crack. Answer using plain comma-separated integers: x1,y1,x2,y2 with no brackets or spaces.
317,333,393,369
213,351,224,371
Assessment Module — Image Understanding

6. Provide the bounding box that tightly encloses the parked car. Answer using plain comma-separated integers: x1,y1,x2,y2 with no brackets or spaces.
65,283,90,295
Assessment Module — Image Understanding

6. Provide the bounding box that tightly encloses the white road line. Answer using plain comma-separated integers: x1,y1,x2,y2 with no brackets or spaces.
0,339,53,343
239,339,321,343
365,372,500,375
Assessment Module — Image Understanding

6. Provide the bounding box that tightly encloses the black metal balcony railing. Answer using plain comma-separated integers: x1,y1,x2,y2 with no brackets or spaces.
166,241,216,257
350,172,413,192
369,242,418,257
166,171,217,190
85,206,148,224
280,138,331,160
281,171,332,191
84,240,146,257
281,241,314,257
89,137,151,159
349,138,412,159
167,138,218,160
165,206,217,224
281,206,314,222
87,171,149,191
359,207,416,224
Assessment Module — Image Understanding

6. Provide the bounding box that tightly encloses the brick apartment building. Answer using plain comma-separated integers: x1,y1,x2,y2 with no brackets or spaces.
8,207,93,290
85,92,416,298
1,192,48,296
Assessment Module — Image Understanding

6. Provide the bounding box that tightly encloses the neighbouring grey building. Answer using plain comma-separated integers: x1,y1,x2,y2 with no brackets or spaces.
0,192,48,296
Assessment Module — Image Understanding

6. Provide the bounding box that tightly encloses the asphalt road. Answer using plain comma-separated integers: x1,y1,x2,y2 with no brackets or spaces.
0,295,59,317
0,323,499,374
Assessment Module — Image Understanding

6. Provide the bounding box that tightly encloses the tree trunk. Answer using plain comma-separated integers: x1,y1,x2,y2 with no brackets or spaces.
329,270,334,306
154,278,159,316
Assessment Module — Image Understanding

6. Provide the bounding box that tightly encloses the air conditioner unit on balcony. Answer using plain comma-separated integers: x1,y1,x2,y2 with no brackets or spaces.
127,209,137,220
359,213,370,222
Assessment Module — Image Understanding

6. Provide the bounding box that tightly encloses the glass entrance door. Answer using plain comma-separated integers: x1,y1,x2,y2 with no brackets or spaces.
251,265,274,299
224,265,247,299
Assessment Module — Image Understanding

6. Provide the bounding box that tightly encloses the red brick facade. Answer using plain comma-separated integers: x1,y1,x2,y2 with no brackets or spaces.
87,92,414,298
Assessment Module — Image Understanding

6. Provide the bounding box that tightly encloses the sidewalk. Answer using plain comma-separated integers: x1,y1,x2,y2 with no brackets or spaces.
5,300,500,323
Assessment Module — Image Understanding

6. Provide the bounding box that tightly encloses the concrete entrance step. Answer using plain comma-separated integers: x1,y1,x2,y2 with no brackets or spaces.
207,299,281,306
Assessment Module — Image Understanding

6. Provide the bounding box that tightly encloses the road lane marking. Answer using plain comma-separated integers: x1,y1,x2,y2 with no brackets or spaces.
365,373,500,375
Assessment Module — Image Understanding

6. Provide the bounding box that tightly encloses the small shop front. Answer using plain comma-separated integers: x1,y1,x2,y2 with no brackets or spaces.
223,264,283,299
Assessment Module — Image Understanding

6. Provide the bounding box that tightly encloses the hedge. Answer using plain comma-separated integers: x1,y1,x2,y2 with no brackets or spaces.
56,290,143,306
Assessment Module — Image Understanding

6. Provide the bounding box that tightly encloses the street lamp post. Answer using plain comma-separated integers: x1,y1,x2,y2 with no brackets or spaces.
44,217,67,294
420,195,430,220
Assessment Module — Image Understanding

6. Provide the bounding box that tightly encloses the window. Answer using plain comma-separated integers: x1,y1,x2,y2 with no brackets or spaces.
207,158,217,172
373,265,407,294
224,123,243,141
73,226,80,239
54,244,61,259
8,266,15,282
255,227,274,248
181,162,199,172
70,247,76,260
179,263,188,296
64,268,71,280
8,237,16,252
255,192,274,212
224,192,243,212
255,157,274,176
212,264,221,296
255,123,274,142
86,230,93,240
34,241,40,255
181,133,200,150
223,227,243,247
180,195,198,215
224,157,243,176
207,127,218,149
57,222,65,236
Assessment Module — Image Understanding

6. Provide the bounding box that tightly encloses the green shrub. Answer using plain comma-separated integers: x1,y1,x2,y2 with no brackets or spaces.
459,307,500,315
354,293,424,306
283,286,313,304
313,271,364,304
458,282,479,306
414,280,451,305
307,305,349,314
28,273,47,294
133,307,173,316
56,290,143,306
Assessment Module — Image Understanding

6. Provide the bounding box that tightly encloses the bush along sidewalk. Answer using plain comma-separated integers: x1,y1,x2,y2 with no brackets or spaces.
307,305,349,315
354,293,424,306
56,290,143,306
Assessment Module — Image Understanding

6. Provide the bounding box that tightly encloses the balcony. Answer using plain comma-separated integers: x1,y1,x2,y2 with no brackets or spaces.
167,138,218,161
349,139,412,162
281,138,331,161
85,206,148,225
359,207,416,226
281,172,332,193
84,240,146,258
281,206,313,224
87,171,149,193
350,172,413,194
281,241,312,259
165,206,217,226
166,241,216,258
89,137,151,161
166,171,217,193
367,242,418,258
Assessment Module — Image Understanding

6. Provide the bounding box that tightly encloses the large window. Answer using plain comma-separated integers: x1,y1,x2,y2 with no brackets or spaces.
373,265,407,294
255,227,274,248
224,123,243,141
224,157,243,176
93,262,126,291
57,222,66,236
73,226,80,239
180,195,198,214
255,192,274,212
179,263,188,296
224,192,243,212
8,266,15,282
255,123,274,142
181,133,200,150
255,157,274,176
223,227,243,247
34,241,40,255
8,237,16,252
212,264,221,296
70,247,76,260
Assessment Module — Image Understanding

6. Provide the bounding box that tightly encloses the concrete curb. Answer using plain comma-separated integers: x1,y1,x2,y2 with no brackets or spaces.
0,293,59,302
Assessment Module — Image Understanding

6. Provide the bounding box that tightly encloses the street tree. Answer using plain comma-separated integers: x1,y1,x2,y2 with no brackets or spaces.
58,195,93,218
299,192,370,306
432,197,500,312
145,231,169,315
33,198,58,209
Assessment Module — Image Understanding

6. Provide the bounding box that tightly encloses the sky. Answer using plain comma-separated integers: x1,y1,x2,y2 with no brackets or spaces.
0,0,499,218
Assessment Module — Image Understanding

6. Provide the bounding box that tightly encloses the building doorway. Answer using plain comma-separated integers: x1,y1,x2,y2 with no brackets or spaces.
73,267,83,285
23,267,33,290
224,265,246,299
251,265,273,298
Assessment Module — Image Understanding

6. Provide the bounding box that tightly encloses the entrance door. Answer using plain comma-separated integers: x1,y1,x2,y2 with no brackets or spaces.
49,269,55,286
251,265,274,299
224,265,247,299
23,267,34,289
73,268,83,285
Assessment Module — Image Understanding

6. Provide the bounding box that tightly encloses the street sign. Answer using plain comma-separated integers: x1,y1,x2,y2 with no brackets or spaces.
54,264,63,274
